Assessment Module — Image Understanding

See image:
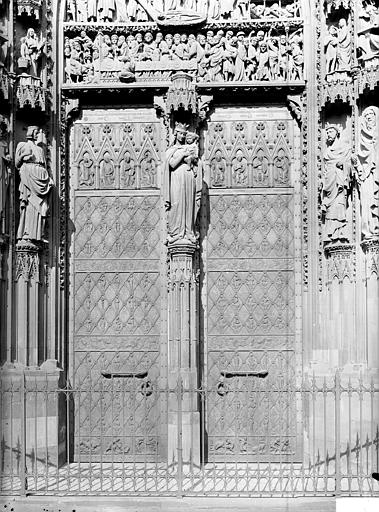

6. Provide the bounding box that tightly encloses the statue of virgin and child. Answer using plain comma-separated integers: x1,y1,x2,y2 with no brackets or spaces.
163,122,203,245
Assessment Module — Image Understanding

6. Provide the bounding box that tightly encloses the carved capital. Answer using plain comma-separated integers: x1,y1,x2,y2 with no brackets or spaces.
325,243,355,284
15,240,41,283
361,238,379,279
325,0,351,13
168,241,197,285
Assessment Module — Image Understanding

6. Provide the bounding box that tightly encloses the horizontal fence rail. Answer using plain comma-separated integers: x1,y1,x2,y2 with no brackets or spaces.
0,373,378,497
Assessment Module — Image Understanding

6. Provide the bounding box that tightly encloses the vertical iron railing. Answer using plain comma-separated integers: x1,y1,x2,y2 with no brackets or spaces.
0,372,378,497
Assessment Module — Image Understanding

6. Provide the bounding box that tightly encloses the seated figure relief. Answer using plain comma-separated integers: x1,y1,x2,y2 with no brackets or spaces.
64,27,303,84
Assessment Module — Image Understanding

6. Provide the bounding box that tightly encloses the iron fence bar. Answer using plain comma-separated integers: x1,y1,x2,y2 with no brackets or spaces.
20,371,27,496
44,373,48,492
370,377,374,483
335,371,341,497
347,377,352,494
323,377,327,494
358,372,363,494
177,375,183,497
66,387,71,493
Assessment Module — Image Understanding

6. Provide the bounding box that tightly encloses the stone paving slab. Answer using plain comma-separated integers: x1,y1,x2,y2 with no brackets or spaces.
0,496,338,512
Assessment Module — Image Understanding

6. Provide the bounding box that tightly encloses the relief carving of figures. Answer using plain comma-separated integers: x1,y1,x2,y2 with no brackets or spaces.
100,151,115,188
15,126,53,243
352,106,379,240
210,149,226,187
164,123,202,244
140,149,157,188
232,149,248,186
18,28,46,79
358,0,379,62
320,124,352,244
63,27,303,84
79,151,95,188
120,151,136,188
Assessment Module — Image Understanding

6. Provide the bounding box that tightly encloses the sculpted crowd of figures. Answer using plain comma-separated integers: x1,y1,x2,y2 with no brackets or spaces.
66,0,302,23
64,27,304,83
321,106,379,245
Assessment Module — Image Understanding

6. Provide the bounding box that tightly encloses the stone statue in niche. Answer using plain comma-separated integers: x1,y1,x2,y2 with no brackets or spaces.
352,106,379,240
324,18,351,75
252,148,269,186
357,0,379,61
140,149,157,188
15,126,53,243
320,124,352,245
99,151,115,188
232,149,248,186
120,151,136,188
164,123,202,244
0,116,10,238
273,148,290,185
18,28,46,79
210,149,226,187
78,151,95,188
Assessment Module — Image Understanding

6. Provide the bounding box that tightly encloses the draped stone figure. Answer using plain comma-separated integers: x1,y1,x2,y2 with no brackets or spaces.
352,106,379,240
15,127,53,243
163,123,202,244
0,118,10,237
321,125,351,244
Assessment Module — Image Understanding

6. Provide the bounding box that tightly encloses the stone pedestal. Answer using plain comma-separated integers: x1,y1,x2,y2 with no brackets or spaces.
320,244,355,367
167,241,200,466
0,360,66,480
15,241,43,367
362,238,379,368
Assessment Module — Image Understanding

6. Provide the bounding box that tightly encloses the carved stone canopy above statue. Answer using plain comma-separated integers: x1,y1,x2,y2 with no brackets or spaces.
166,72,197,112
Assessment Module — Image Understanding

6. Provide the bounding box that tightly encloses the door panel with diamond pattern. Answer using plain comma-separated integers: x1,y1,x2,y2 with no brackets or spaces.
201,106,302,461
69,109,165,461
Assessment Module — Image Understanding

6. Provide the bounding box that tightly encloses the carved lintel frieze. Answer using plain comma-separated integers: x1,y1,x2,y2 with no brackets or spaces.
15,240,41,283
361,238,379,279
16,77,46,111
16,0,42,19
166,73,197,113
322,72,354,106
325,243,355,284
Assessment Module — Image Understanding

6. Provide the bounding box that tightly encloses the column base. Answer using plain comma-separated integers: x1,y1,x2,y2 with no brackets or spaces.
168,411,201,468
